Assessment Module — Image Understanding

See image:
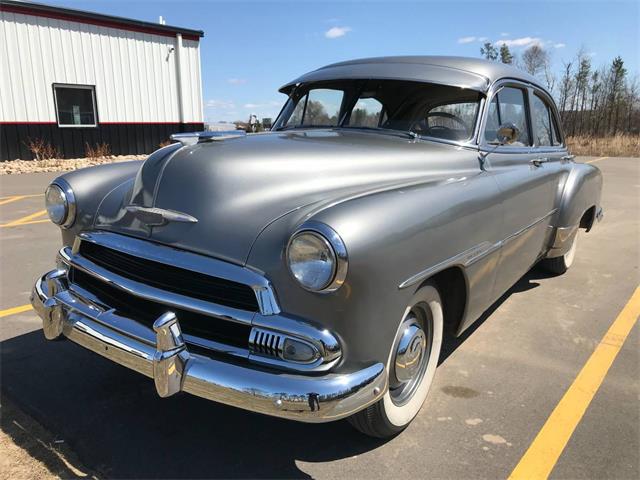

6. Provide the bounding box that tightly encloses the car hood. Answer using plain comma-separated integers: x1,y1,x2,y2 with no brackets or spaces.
95,129,473,265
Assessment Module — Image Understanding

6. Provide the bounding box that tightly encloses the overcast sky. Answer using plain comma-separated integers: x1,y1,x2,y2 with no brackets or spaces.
45,0,639,123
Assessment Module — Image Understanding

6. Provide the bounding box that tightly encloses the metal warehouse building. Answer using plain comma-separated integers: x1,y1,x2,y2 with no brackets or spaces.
0,0,204,160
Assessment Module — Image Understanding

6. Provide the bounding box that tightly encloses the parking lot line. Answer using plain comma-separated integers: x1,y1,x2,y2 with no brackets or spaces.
509,285,640,480
0,195,29,206
586,156,609,163
1,209,48,228
0,304,32,318
0,193,43,201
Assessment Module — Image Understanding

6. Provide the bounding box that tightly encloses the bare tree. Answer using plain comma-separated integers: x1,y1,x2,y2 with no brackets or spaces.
521,44,549,77
607,56,627,134
558,61,574,123
477,45,638,138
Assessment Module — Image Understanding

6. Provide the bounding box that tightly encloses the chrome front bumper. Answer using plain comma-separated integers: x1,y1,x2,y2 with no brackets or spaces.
31,269,387,423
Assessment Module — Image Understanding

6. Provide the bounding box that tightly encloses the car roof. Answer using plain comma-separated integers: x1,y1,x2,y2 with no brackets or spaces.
279,55,546,94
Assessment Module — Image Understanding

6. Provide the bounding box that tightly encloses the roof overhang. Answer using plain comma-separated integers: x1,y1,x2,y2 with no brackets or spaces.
0,0,204,41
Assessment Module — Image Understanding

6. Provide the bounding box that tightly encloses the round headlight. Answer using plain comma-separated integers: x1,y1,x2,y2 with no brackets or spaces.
45,181,75,227
286,222,348,292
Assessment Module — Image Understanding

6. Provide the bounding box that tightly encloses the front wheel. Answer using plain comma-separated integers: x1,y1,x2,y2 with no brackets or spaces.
348,283,443,438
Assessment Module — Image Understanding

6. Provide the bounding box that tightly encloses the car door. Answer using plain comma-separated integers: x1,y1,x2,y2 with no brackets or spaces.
481,83,560,301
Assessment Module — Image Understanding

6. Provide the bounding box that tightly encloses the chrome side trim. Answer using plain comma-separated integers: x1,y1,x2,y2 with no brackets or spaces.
398,241,498,290
31,271,385,423
399,209,557,289
75,231,280,316
501,209,558,245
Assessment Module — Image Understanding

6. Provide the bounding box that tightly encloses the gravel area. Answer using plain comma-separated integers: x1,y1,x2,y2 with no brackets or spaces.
1,396,96,479
0,155,146,175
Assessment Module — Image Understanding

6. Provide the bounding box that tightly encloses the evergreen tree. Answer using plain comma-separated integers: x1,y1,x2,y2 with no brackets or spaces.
499,44,513,64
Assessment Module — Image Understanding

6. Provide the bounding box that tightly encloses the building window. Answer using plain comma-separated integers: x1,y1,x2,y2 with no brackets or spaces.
53,84,97,127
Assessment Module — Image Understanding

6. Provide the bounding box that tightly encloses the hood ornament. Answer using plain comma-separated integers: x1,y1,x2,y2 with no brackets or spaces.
170,130,246,146
125,206,198,226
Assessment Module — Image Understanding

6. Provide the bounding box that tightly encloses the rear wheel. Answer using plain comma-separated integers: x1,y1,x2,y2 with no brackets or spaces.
348,283,443,438
542,230,579,275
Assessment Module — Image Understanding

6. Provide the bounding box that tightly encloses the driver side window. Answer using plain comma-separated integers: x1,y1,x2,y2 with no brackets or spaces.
414,101,479,141
484,87,530,146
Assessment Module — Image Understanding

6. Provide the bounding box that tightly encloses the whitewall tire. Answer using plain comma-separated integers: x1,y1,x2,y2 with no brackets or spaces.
348,283,443,438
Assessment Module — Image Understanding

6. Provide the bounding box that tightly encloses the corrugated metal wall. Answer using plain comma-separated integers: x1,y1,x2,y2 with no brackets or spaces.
0,10,203,123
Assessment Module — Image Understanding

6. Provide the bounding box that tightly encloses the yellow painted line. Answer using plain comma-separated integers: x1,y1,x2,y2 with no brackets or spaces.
0,193,43,200
0,209,48,228
3,219,51,227
0,304,32,318
509,285,640,480
586,156,608,164
0,195,28,206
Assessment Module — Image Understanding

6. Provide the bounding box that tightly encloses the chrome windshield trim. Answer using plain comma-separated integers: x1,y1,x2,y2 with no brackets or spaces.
75,231,280,315
399,209,558,289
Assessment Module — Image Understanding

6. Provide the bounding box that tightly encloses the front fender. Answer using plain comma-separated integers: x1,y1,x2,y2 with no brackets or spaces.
247,169,501,370
52,161,143,246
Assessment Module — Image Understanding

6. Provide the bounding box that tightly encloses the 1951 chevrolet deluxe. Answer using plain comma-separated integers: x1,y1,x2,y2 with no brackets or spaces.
32,56,603,438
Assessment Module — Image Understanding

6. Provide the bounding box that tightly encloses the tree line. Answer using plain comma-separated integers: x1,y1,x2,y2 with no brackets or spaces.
480,42,639,137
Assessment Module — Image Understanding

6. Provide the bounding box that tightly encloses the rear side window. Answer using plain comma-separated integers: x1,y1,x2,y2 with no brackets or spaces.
484,87,530,146
531,94,553,146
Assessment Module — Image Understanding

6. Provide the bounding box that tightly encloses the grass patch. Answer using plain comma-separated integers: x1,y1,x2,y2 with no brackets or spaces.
566,134,639,157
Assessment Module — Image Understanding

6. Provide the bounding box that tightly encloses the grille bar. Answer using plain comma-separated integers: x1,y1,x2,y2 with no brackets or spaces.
79,240,259,312
70,267,251,349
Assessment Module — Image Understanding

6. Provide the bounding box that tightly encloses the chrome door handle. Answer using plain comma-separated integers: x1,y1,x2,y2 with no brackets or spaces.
530,157,549,167
561,154,575,163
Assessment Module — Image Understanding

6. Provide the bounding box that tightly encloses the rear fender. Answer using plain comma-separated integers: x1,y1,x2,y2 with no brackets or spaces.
547,162,603,258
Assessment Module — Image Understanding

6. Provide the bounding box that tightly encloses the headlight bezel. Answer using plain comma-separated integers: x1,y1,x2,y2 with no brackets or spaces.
45,179,76,228
286,221,348,293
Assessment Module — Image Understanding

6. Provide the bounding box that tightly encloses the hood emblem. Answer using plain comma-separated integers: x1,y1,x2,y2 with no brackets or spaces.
125,206,198,226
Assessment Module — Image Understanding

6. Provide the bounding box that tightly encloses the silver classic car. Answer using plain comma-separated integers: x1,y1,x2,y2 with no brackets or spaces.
32,56,603,438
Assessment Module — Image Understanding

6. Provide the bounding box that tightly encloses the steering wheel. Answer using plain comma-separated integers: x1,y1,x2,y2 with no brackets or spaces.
412,111,470,138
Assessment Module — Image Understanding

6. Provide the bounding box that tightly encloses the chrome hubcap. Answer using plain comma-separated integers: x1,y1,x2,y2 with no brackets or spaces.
390,309,431,406
394,323,426,383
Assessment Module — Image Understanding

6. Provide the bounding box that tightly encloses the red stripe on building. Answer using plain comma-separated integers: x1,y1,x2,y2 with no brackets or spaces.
0,122,203,125
0,4,202,41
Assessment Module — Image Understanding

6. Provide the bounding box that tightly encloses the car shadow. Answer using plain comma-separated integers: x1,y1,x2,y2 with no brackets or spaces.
1,265,554,478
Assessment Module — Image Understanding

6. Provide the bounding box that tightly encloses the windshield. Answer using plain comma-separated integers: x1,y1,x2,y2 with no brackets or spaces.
273,79,482,142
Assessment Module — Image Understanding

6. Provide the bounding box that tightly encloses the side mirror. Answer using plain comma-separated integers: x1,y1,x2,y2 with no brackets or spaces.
497,123,520,145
